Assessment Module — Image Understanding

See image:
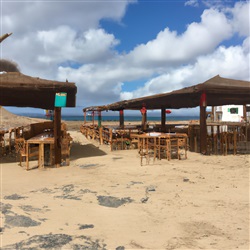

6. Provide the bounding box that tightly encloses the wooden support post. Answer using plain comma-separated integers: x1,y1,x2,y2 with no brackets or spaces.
243,105,247,141
109,129,113,151
84,110,86,124
8,129,11,152
200,106,207,154
140,104,147,131
161,108,166,133
99,127,103,145
98,110,102,128
141,112,147,131
54,107,61,167
243,105,247,121
217,125,220,154
233,127,237,155
211,106,215,122
200,92,207,154
92,111,95,125
119,110,124,129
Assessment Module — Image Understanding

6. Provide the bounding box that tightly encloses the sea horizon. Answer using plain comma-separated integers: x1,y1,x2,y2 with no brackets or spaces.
19,113,199,122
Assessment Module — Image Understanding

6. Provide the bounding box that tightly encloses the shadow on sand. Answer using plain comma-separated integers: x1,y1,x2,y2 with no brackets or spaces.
0,142,107,165
70,142,106,160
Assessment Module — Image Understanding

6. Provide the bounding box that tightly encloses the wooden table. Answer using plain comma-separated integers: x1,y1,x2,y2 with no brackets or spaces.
26,132,54,170
130,132,188,164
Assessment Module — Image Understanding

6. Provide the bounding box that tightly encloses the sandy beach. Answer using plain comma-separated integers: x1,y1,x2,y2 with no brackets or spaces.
0,110,249,249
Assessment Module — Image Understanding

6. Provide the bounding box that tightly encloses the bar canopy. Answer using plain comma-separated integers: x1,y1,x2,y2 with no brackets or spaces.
0,72,77,109
83,75,250,112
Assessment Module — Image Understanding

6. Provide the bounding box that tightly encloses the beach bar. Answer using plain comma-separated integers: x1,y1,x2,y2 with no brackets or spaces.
0,72,77,169
82,75,250,156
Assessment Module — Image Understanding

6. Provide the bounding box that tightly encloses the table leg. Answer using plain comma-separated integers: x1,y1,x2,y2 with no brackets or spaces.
26,143,29,171
50,144,54,166
39,143,45,169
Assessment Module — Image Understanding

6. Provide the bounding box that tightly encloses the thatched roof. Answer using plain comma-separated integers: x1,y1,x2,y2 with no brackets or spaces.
83,75,250,111
0,72,77,109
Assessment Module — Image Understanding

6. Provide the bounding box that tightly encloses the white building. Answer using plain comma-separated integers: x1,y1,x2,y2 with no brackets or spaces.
215,105,244,122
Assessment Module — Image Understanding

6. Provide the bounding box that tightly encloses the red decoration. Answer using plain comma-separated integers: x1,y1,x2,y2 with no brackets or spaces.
119,110,124,115
165,110,171,114
140,106,147,115
200,92,207,107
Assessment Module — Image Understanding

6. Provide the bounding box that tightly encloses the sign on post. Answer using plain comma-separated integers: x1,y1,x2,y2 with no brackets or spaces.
55,92,67,107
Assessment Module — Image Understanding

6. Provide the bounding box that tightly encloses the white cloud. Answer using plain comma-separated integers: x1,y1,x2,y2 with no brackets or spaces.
127,8,233,67
121,39,250,100
1,1,133,35
1,0,249,112
37,26,119,64
185,0,199,8
55,2,249,108
228,1,250,37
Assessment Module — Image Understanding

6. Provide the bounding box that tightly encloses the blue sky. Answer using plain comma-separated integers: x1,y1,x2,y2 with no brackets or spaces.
1,0,249,117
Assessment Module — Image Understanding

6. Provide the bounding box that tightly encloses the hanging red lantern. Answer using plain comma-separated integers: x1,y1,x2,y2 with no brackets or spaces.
200,91,207,107
165,110,171,114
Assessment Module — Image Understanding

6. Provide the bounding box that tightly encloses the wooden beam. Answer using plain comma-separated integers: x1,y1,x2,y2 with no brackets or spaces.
54,107,61,167
161,108,166,132
0,33,12,43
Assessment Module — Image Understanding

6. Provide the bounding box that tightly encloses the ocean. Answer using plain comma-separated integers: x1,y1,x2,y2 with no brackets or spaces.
21,113,199,122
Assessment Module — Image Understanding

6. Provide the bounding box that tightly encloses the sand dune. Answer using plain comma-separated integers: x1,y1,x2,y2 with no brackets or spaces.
0,106,46,128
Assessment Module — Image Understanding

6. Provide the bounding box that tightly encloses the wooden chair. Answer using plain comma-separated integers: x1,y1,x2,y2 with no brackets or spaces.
139,136,156,165
111,130,131,151
14,138,27,167
61,132,73,166
156,137,170,160
220,132,228,156
0,132,6,156
15,138,39,170
177,137,187,159
168,138,179,160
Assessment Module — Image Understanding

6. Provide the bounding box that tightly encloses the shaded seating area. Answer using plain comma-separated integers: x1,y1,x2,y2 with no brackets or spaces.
82,75,250,157
0,72,77,169
1,121,73,170
188,122,250,155
80,122,188,165
134,132,188,165
80,123,142,151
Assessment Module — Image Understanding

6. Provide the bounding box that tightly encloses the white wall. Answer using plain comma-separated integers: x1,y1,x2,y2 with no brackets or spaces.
215,105,244,122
